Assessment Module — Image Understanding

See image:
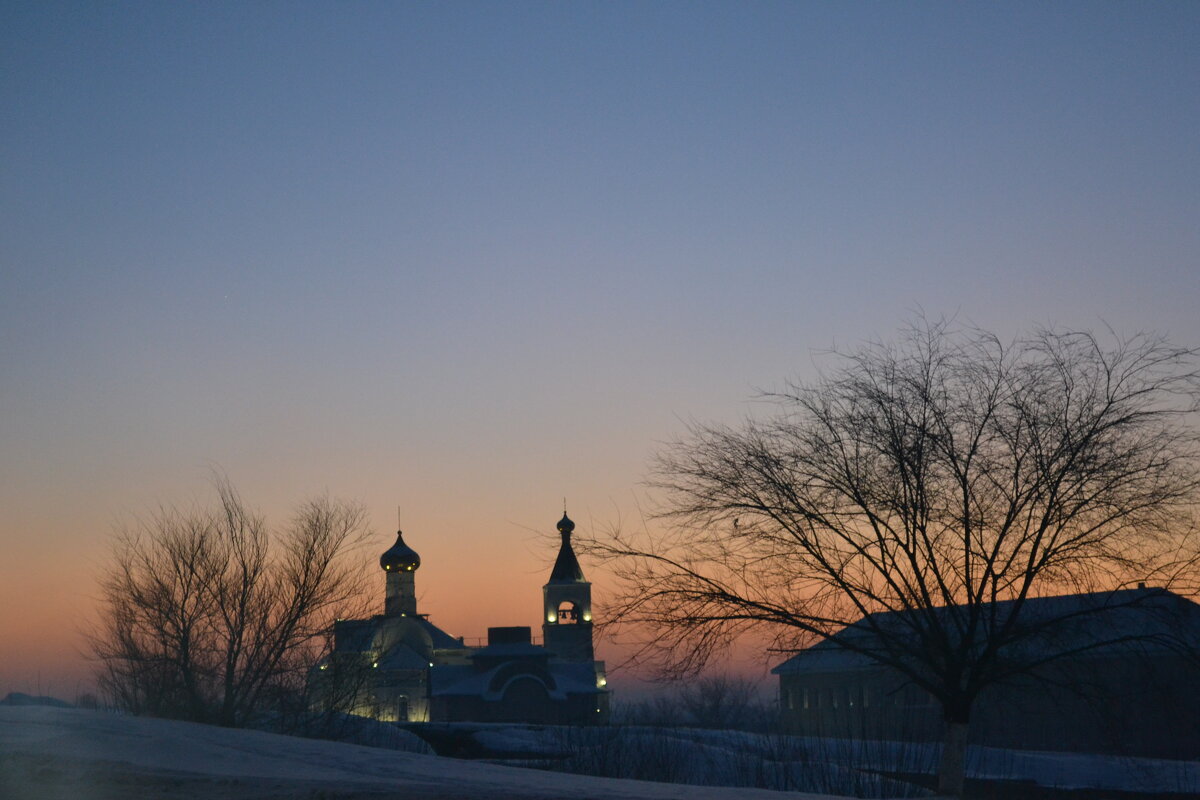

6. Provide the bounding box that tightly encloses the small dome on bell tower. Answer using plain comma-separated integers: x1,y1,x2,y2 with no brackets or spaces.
380,529,421,572
549,512,584,583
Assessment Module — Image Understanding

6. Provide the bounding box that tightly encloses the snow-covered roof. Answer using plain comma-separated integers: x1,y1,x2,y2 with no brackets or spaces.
378,642,429,671
415,616,465,650
772,587,1200,676
333,614,464,654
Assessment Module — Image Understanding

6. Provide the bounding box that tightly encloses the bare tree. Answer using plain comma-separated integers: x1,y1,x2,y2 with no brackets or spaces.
589,320,1200,796
89,478,373,727
678,673,768,730
615,674,769,730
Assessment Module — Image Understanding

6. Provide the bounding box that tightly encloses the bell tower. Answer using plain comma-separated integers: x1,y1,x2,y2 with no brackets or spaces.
542,511,594,662
380,524,420,617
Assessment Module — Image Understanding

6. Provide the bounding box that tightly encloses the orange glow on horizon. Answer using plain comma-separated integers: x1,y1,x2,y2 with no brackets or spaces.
0,499,780,699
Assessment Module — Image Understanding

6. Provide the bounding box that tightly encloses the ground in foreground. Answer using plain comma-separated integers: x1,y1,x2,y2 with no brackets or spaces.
0,707,851,800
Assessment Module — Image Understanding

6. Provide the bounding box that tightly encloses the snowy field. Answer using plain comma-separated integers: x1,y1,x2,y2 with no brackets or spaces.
0,707,852,800
442,723,1200,796
4,707,1198,799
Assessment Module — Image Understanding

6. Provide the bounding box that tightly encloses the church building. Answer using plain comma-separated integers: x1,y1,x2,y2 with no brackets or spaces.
314,512,609,724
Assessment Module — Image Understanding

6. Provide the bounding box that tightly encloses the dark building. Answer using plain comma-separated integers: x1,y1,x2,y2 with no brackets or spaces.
772,587,1200,758
314,512,609,724
430,625,606,724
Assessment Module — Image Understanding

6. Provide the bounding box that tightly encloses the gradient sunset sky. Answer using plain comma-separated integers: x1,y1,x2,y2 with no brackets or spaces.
2,1,1198,697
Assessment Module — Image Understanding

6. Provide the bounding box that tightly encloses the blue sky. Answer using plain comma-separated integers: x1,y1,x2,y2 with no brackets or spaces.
2,1,1197,693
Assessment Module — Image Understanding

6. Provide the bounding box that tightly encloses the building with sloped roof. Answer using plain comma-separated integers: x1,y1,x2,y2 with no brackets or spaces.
314,512,609,724
772,587,1200,757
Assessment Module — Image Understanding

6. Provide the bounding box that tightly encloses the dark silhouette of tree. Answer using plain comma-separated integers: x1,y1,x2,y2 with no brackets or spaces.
89,478,372,727
677,672,768,730
590,320,1200,796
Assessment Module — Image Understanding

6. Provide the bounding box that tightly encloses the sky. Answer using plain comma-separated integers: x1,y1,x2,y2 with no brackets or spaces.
2,1,1198,699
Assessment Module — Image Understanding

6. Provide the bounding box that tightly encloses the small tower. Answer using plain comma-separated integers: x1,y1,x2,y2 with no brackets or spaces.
380,527,420,616
542,511,595,662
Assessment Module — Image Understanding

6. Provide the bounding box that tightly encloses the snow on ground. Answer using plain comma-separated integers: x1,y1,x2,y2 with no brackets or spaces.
0,707,853,800
426,722,1200,795
769,735,1200,794
474,724,921,797
967,745,1200,794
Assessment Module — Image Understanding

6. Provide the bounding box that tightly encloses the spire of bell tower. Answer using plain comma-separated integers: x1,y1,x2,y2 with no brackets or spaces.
549,510,585,583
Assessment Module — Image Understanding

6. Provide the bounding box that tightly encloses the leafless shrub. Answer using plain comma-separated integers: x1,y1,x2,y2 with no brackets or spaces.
88,477,373,727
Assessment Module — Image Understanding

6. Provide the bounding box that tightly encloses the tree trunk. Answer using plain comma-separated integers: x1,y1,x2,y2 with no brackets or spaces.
937,720,969,797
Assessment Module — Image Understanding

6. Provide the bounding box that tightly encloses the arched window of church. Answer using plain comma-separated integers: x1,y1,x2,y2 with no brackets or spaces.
557,601,580,624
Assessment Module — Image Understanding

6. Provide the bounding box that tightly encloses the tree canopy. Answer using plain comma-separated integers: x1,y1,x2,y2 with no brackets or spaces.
590,320,1200,794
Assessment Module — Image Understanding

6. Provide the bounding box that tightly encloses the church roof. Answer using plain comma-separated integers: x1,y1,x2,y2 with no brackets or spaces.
416,616,466,650
377,642,429,671
548,512,586,583
332,614,464,654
